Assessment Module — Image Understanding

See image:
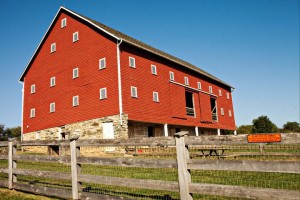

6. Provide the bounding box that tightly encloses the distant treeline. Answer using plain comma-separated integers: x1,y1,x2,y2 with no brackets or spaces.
237,115,300,134
0,124,21,141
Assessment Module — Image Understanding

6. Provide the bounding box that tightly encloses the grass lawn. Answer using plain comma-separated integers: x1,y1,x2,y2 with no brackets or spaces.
0,188,59,200
0,144,299,199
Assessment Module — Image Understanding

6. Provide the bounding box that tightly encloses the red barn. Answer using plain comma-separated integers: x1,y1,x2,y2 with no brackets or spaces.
20,7,236,141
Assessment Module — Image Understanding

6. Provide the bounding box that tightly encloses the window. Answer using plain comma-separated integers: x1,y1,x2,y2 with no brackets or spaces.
51,43,56,53
221,108,224,115
31,84,36,94
30,108,35,118
226,93,230,99
50,103,55,113
129,57,135,68
211,98,218,121
73,31,79,42
184,77,189,85
197,82,201,90
185,91,194,116
219,89,222,96
209,86,213,94
61,18,67,28
73,68,79,79
73,96,79,107
151,65,157,75
99,58,106,69
50,77,56,87
229,110,232,117
100,88,107,100
169,71,174,81
153,92,159,102
131,86,137,98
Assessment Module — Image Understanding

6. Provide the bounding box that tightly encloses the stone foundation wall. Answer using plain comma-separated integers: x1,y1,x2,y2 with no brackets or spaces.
23,114,128,141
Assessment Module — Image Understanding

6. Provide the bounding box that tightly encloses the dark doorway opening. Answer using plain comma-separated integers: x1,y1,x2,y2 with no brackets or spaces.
210,98,217,121
148,126,154,137
185,91,194,116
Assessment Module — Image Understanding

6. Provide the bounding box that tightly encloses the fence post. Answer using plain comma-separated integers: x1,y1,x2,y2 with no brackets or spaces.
8,139,17,189
174,131,193,200
259,144,265,155
70,136,81,199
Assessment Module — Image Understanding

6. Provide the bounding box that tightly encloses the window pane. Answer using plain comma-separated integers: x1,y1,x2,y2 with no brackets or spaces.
170,72,174,80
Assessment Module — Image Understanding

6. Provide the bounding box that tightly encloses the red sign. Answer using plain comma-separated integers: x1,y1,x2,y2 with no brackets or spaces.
248,134,281,143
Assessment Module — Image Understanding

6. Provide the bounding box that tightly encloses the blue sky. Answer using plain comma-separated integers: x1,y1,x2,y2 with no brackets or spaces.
0,0,299,128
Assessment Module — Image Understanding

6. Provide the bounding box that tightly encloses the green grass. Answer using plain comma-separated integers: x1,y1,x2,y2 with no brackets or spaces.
0,188,59,200
0,144,299,199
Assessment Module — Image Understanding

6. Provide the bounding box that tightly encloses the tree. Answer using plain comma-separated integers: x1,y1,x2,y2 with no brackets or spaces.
0,124,4,135
252,116,279,133
0,126,21,141
237,125,253,134
282,122,300,133
10,126,21,139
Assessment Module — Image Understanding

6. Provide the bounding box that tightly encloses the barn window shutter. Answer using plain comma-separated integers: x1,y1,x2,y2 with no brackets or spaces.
169,83,186,119
199,93,212,122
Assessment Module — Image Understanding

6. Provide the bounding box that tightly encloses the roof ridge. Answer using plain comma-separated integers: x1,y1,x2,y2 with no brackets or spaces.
20,6,233,89
66,7,233,89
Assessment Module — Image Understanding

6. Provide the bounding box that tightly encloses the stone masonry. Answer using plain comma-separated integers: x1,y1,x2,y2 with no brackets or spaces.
23,114,128,141
22,114,128,154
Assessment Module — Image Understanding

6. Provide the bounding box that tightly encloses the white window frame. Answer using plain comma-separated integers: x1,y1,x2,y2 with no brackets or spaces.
221,108,224,116
229,110,232,117
50,102,55,113
184,77,189,85
100,88,107,100
219,89,222,96
209,86,213,94
226,93,230,99
30,108,35,118
131,86,138,98
61,18,67,28
73,31,79,42
129,57,136,68
197,82,201,90
73,96,79,107
169,71,174,81
73,68,79,79
50,77,56,87
99,58,106,70
50,43,56,53
153,91,159,102
31,84,36,94
151,65,157,75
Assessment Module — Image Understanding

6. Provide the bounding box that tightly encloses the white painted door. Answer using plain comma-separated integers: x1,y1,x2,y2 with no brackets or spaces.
103,122,114,139
103,123,115,152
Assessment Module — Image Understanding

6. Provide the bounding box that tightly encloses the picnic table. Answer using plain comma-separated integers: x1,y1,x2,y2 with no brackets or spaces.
198,147,228,158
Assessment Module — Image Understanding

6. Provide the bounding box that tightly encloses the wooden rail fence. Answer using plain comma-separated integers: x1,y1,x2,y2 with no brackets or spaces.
0,132,299,199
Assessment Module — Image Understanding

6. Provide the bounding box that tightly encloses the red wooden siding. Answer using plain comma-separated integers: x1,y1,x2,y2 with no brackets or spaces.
23,12,119,134
121,44,236,130
22,9,236,134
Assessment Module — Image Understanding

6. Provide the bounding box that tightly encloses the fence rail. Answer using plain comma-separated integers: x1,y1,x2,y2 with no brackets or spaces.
0,132,299,199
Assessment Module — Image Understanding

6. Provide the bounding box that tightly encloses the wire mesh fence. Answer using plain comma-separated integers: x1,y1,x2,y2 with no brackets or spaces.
0,135,299,200
188,144,300,192
79,145,179,199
